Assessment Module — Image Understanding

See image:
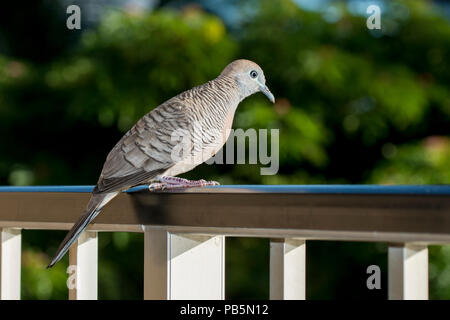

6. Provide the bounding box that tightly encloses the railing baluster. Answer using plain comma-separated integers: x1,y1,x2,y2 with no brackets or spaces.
270,238,306,300
68,231,98,300
388,243,428,300
144,227,225,300
0,228,21,300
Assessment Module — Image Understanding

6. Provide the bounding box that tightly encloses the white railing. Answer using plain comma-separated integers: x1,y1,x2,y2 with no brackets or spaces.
0,185,449,300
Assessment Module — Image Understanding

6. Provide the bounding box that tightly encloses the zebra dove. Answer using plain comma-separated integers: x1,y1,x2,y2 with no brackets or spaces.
47,59,275,268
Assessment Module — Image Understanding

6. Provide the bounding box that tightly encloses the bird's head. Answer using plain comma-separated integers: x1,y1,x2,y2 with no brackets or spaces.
220,59,275,103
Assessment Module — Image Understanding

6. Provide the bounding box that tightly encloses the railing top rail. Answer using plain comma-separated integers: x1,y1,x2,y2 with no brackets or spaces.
0,184,449,195
0,184,449,243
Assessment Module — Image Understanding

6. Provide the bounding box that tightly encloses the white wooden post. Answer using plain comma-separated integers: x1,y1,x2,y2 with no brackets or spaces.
68,231,98,300
270,238,305,300
388,243,428,300
144,227,225,300
0,228,21,300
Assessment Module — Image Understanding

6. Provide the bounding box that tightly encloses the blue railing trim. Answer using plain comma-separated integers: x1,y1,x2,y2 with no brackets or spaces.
0,185,449,195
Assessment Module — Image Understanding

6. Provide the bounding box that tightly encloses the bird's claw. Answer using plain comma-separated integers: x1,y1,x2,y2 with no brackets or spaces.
198,179,220,187
148,182,167,192
148,177,220,191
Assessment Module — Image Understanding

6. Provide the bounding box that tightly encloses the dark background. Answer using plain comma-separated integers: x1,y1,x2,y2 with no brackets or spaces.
0,0,449,299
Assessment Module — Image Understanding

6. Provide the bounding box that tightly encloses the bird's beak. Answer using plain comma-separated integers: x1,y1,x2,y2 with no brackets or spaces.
260,85,275,103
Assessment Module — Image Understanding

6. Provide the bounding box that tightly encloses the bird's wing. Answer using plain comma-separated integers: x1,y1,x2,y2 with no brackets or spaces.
93,99,193,194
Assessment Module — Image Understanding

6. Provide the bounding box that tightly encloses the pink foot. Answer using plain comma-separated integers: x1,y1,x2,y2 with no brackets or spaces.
148,176,219,191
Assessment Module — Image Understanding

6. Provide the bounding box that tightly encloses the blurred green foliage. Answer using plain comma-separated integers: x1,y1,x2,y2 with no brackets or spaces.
0,0,448,299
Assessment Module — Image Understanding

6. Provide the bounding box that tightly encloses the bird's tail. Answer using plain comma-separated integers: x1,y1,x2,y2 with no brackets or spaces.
47,192,118,269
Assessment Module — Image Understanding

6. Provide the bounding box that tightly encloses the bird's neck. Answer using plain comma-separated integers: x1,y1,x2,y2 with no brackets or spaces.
213,75,244,106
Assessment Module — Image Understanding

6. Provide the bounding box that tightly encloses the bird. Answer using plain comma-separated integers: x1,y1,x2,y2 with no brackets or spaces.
47,59,275,268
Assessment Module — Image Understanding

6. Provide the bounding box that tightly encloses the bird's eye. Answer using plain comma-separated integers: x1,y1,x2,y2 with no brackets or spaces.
250,70,258,79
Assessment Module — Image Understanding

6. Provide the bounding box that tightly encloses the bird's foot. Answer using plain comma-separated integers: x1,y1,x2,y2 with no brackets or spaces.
148,176,219,191
148,182,167,191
